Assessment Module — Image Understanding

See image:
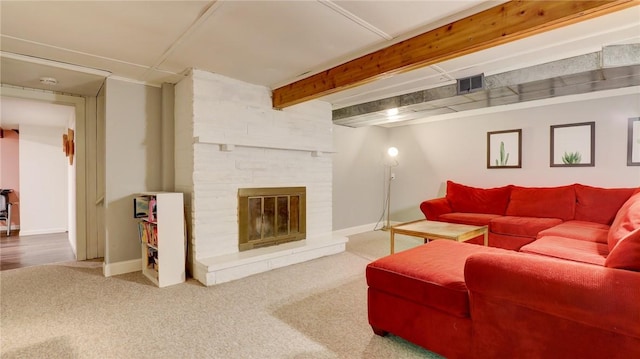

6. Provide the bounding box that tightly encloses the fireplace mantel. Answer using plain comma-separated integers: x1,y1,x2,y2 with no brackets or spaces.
194,136,334,155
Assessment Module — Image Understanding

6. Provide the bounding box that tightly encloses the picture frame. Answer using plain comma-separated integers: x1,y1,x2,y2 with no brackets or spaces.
550,122,595,167
487,129,522,169
628,117,640,166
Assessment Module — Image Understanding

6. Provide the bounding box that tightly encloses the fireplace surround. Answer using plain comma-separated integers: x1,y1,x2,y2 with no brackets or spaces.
175,69,346,286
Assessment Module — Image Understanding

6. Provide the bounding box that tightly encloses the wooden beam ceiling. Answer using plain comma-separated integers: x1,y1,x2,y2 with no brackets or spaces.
272,0,639,109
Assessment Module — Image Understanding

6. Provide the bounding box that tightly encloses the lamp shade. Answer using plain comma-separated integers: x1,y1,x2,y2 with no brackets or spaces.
387,147,399,157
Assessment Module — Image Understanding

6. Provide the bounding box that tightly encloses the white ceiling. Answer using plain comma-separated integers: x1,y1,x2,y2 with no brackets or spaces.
0,1,639,127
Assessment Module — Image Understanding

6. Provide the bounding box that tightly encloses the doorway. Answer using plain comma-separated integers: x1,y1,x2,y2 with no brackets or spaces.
0,86,99,263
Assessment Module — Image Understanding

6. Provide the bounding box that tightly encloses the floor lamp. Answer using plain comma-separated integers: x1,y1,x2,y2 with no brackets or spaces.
383,146,399,231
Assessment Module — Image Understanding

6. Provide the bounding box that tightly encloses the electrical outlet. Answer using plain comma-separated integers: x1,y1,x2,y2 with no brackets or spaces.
391,173,396,180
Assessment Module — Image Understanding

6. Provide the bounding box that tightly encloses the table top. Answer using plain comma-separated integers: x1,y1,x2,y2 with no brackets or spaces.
391,219,486,240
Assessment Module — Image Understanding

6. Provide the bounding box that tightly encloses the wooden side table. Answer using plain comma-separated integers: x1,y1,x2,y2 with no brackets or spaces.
390,219,488,254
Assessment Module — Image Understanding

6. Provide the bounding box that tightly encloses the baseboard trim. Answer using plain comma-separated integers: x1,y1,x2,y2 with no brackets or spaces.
18,228,67,236
0,224,20,231
332,222,401,237
103,259,141,277
103,223,402,279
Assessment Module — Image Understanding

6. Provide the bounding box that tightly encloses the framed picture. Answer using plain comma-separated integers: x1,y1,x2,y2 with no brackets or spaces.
628,117,640,166
550,122,595,167
487,129,522,168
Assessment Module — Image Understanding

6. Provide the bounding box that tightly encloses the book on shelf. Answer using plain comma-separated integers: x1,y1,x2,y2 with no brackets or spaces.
147,246,159,271
137,220,158,247
134,196,150,218
148,196,157,222
133,195,157,221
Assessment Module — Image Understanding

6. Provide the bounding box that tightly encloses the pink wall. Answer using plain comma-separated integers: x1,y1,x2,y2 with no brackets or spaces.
0,130,20,227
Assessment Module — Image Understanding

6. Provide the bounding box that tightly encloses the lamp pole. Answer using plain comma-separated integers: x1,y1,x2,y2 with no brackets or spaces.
384,147,398,231
385,168,392,230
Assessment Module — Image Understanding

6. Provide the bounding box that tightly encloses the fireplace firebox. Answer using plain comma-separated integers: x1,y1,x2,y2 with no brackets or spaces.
238,187,306,251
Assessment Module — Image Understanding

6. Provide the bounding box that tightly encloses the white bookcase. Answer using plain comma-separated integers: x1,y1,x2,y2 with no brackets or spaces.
134,192,186,287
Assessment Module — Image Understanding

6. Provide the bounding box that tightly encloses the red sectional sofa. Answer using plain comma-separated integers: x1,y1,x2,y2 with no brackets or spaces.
367,182,640,358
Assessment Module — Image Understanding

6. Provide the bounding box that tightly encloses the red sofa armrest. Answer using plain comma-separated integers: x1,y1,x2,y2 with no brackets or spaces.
465,252,640,338
419,197,452,220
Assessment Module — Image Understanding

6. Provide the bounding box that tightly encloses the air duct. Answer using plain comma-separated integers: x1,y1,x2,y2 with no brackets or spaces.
333,44,640,127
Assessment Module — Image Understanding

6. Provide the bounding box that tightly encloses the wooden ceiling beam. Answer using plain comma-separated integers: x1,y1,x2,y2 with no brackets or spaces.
272,0,639,109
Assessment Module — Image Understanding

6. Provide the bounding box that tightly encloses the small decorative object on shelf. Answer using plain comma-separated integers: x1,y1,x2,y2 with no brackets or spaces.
133,192,186,287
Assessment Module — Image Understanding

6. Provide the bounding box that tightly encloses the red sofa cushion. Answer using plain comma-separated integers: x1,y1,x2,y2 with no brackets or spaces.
445,181,511,215
490,216,562,238
506,185,575,221
608,192,640,251
574,184,637,225
439,212,502,226
420,197,452,220
366,240,505,318
520,236,608,266
488,232,537,250
605,228,640,271
537,220,609,244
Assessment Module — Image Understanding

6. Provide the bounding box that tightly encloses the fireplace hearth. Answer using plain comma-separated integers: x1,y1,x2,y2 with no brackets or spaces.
238,187,306,251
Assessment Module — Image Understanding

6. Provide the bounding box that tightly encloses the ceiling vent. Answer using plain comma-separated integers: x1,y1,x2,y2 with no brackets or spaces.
457,74,484,94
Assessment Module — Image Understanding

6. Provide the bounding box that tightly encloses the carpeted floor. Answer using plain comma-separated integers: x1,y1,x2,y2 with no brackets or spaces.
0,230,441,359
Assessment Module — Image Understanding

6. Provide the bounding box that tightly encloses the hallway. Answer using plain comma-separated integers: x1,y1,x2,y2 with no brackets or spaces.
0,233,75,271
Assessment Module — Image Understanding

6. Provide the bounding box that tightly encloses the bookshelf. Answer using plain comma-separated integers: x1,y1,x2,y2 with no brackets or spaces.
134,192,186,287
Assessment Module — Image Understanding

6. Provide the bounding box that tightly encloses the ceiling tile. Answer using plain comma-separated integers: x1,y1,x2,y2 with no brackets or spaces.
332,0,490,38
160,1,383,88
1,36,152,82
0,1,207,67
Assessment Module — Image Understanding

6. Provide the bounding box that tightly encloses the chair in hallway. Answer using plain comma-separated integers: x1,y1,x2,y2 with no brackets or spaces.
0,189,13,236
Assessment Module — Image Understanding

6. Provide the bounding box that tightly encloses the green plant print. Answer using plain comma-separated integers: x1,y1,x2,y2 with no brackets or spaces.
495,141,510,166
562,151,582,164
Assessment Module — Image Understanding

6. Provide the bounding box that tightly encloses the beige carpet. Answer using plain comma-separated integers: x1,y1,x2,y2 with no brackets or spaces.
0,230,441,359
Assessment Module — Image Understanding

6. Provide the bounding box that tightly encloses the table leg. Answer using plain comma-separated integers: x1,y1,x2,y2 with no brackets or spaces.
390,229,395,254
483,229,488,246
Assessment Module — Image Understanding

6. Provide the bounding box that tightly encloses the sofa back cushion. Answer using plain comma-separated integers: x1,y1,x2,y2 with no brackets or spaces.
505,185,575,221
445,181,511,215
608,192,640,251
574,184,637,225
605,227,640,271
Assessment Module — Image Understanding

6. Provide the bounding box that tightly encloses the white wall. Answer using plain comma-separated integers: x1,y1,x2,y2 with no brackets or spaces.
18,125,68,235
104,78,162,264
332,91,640,229
332,125,390,230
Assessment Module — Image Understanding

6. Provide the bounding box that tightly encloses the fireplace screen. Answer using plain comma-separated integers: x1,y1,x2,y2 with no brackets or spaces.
238,187,306,251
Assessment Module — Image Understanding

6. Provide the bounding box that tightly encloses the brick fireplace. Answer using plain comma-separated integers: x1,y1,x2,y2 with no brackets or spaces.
174,69,346,286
